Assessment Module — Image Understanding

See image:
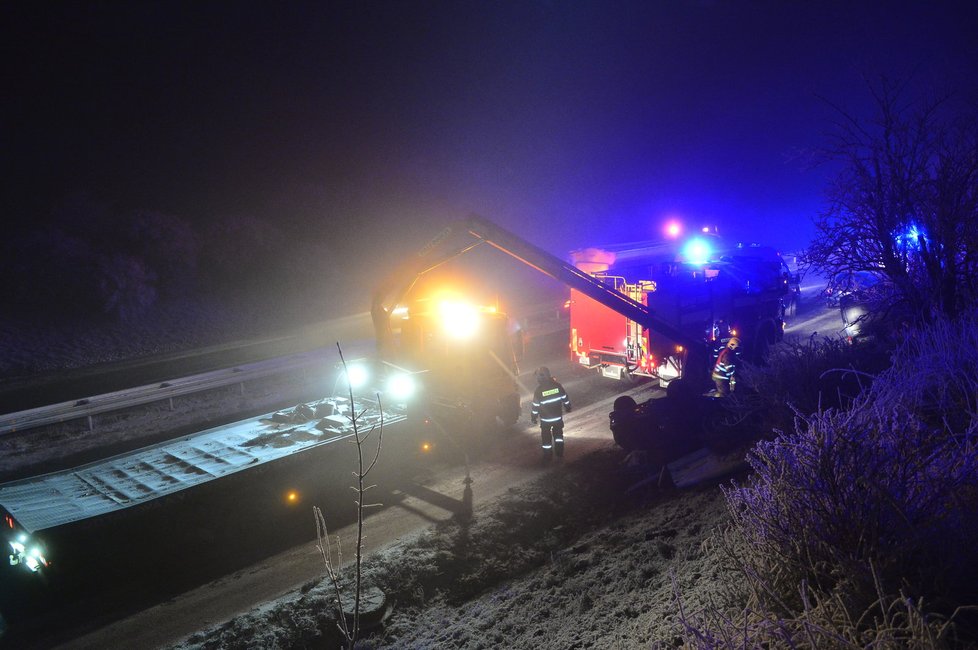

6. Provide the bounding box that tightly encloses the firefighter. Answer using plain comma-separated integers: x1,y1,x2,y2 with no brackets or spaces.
530,366,572,460
712,336,740,396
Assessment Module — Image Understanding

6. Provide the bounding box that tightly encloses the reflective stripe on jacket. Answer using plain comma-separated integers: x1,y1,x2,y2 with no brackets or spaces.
531,382,571,423
712,347,737,381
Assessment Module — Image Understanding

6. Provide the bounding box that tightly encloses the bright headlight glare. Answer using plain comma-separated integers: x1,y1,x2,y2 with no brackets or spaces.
386,373,417,401
438,301,480,339
345,364,370,390
8,538,46,571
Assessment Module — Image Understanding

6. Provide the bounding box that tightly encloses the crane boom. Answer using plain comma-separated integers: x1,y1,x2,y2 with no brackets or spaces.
371,214,707,359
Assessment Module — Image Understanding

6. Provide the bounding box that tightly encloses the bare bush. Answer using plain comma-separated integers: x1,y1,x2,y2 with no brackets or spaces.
725,405,978,615
680,315,978,647
870,315,978,434
729,333,889,436
96,252,158,322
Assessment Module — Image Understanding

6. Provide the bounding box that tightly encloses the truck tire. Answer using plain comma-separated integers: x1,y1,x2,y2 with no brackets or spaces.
748,321,777,362
498,393,521,427
340,585,390,631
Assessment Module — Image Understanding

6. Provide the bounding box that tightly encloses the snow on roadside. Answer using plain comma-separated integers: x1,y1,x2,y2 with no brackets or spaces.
174,448,734,650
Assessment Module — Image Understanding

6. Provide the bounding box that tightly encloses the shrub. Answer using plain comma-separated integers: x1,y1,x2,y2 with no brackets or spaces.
870,315,978,436
2,226,103,321
729,333,890,438
687,314,978,646
724,405,978,616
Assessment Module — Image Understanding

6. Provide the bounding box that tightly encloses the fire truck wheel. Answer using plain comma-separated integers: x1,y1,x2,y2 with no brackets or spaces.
752,321,781,361
700,408,728,438
500,407,519,427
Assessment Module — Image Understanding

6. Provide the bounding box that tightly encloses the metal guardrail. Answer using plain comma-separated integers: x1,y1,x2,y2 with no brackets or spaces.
0,349,339,436
0,302,568,438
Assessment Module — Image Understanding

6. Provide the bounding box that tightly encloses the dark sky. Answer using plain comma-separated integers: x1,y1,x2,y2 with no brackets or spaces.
5,1,977,260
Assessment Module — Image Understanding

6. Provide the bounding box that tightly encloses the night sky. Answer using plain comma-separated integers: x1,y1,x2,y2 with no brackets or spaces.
5,1,977,271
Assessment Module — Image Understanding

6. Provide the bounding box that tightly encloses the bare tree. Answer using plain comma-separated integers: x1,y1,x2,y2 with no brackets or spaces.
315,343,385,648
804,77,978,324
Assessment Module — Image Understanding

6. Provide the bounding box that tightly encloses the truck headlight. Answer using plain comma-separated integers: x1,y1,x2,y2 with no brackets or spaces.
386,373,417,401
9,536,48,572
438,301,480,339
343,363,370,390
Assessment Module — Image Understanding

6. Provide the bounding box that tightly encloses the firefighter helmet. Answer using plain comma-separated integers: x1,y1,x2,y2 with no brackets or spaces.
727,337,741,350
535,366,551,383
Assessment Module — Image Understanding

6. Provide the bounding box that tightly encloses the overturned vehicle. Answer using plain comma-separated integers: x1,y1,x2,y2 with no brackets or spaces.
608,379,764,474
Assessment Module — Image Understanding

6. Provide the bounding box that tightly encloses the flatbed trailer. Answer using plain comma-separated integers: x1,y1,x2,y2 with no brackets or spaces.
1,394,406,582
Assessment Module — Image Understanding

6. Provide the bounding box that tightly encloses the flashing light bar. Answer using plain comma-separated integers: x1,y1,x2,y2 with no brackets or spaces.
681,238,712,265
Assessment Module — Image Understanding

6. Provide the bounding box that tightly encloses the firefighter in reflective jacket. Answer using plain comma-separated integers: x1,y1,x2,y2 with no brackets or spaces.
712,336,741,396
530,366,572,460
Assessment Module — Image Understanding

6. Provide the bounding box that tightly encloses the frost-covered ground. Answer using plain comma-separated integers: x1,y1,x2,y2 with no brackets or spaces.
174,447,735,650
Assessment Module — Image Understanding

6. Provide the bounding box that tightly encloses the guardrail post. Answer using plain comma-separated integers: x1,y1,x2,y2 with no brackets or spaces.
87,415,94,431
169,397,174,411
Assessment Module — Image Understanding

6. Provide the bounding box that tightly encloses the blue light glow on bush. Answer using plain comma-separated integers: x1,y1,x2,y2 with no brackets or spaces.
895,223,926,251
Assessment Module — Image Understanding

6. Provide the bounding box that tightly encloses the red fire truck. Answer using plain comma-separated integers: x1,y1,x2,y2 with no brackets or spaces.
369,215,793,440
568,231,794,386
